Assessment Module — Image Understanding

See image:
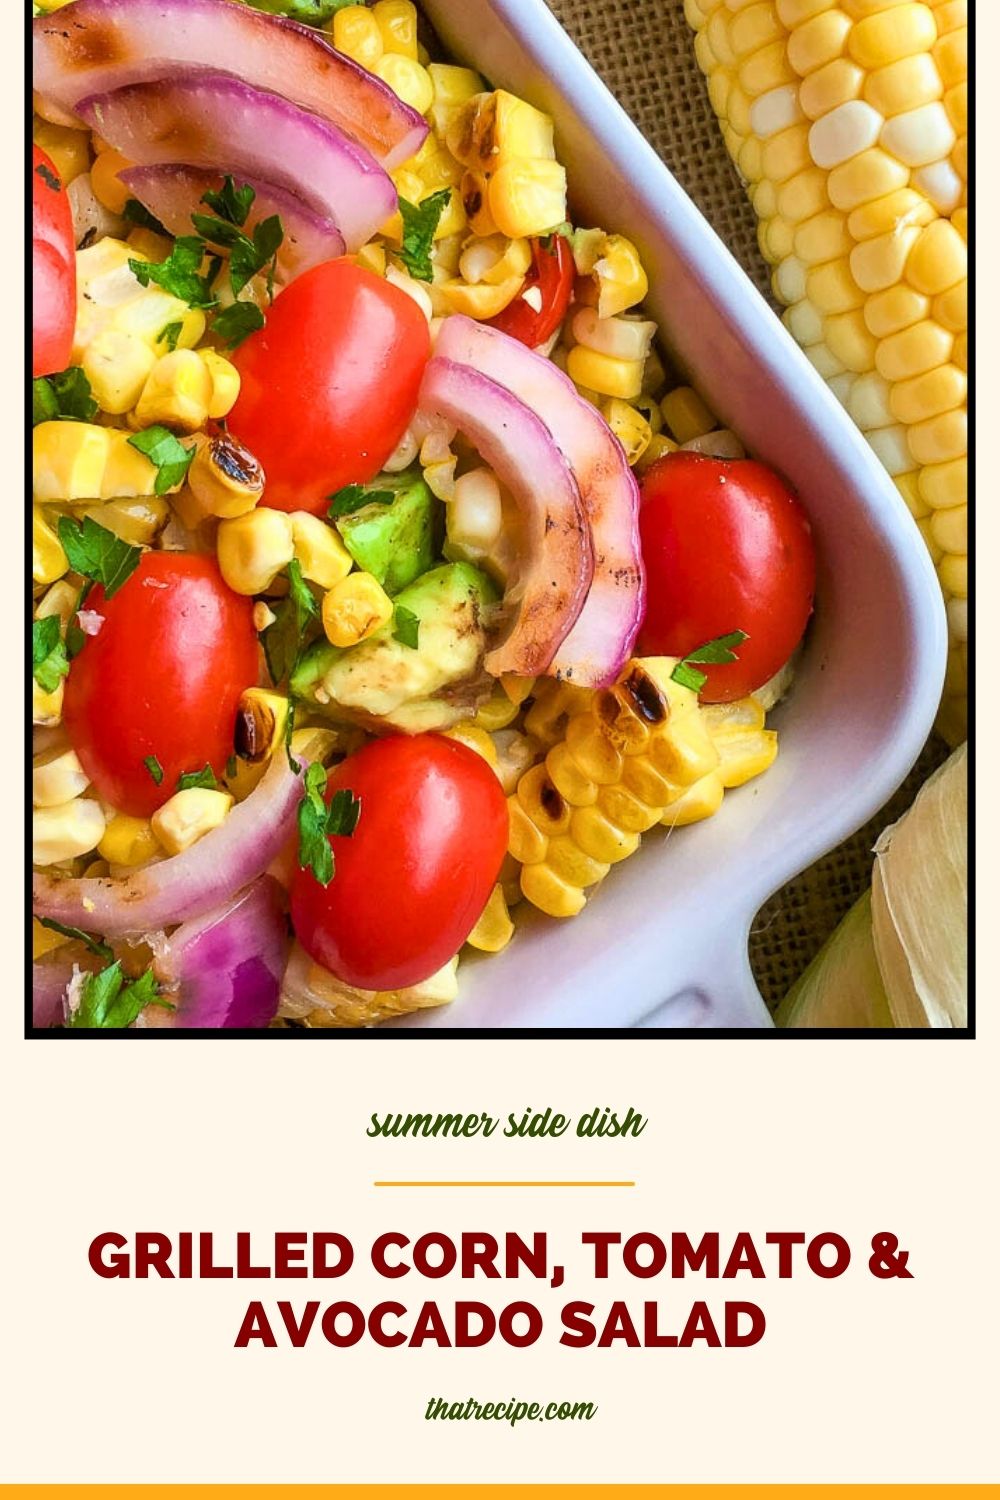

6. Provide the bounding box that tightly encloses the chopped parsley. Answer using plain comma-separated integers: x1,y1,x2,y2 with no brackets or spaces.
200,175,255,227
56,516,141,600
129,234,221,309
66,962,172,1030
32,615,69,694
65,580,93,659
127,425,196,495
156,320,183,353
297,762,361,887
263,559,319,687
191,210,283,297
37,918,113,962
393,604,420,650
176,764,219,792
284,697,299,774
144,755,165,786
671,630,750,694
123,197,168,235
35,160,61,192
327,483,396,519
397,189,452,281
212,300,266,350
32,366,98,426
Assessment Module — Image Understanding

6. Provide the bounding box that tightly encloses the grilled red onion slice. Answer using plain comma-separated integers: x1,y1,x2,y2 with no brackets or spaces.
32,0,427,169
77,74,396,252
418,358,593,676
33,745,314,938
32,957,78,1027
121,165,345,282
433,316,645,686
154,877,287,1029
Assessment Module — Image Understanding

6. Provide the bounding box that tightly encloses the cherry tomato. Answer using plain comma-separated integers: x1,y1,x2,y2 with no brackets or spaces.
291,735,509,990
229,258,430,515
487,234,574,348
637,451,816,702
63,554,259,817
33,144,75,378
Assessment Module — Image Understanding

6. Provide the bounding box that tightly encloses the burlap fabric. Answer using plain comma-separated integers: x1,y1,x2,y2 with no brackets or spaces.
546,0,950,1009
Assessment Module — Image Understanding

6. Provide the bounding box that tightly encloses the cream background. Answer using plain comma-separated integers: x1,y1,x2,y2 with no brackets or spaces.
7,3,991,1487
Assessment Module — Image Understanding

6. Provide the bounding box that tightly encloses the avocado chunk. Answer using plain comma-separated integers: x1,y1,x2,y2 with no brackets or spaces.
334,468,438,596
292,562,499,733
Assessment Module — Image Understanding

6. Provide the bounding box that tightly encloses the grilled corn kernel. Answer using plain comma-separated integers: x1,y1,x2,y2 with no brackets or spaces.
458,234,532,286
134,349,214,433
98,812,160,867
217,508,295,594
81,330,156,415
184,431,263,520
373,0,418,58
33,798,106,866
461,170,499,236
519,862,587,918
466,884,515,952
447,90,555,171
33,118,90,184
291,512,353,590
33,421,110,503
439,275,524,318
196,348,241,419
488,159,567,240
152,787,233,855
566,346,644,400
33,747,89,809
332,5,384,68
322,572,394,647
601,398,652,466
592,236,649,318
428,63,486,135
375,54,434,115
82,498,169,550
90,147,131,215
234,688,289,764
33,505,68,585
502,673,536,707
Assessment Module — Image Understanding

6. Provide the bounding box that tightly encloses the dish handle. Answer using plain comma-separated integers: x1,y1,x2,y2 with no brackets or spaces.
630,932,773,1030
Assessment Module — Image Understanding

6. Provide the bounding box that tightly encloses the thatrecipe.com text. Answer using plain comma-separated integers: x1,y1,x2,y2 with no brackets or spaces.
86,1229,914,1351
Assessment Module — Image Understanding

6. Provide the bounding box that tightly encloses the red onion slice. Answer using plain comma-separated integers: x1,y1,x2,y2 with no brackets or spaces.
154,877,288,1029
32,957,78,1027
121,165,345,282
34,743,315,938
77,74,396,252
434,316,646,686
419,358,593,677
33,0,427,169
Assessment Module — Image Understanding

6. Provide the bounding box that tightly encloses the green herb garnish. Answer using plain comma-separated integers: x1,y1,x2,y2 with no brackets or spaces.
263,559,319,687
56,516,141,600
64,581,93,660
126,425,195,495
192,212,283,297
327,483,397,519
670,630,749,694
241,0,357,24
284,697,299,774
212,300,266,350
66,962,172,1030
144,754,164,786
397,189,452,281
200,175,255,228
156,320,183,353
32,615,69,694
393,604,420,649
37,918,112,962
176,764,219,792
296,762,360,887
32,366,98,426
129,234,220,309
123,198,168,235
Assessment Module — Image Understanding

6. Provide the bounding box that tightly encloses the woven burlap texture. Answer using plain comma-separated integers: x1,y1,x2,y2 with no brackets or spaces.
545,0,949,1008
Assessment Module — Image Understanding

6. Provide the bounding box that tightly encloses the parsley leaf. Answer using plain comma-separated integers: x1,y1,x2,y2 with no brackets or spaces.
212,300,265,350
263,560,318,686
200,175,255,228
296,763,361,887
156,320,183,353
144,755,164,786
671,630,749,694
127,426,195,495
32,615,70,694
57,516,141,600
176,764,219,791
397,189,452,281
327,483,396,519
37,918,112,961
284,697,299,774
192,212,284,297
393,604,420,649
65,581,93,659
123,198,168,235
129,235,219,309
32,366,98,426
66,962,172,1030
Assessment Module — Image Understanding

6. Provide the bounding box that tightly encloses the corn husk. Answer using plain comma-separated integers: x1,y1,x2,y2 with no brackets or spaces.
871,744,967,1029
777,745,967,1030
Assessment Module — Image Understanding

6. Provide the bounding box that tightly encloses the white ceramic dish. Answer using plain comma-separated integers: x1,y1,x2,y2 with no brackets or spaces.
393,0,947,1031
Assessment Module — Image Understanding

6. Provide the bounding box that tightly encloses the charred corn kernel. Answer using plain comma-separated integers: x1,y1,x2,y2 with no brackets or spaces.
186,431,264,520
458,234,532,286
460,171,499,236
444,722,499,765
572,308,657,362
290,512,353,589
438,274,524,318
97,812,160,867
35,579,77,629
134,349,213,432
373,0,417,58
32,119,90,184
197,348,241,418
661,385,716,443
82,329,156,415
447,90,555,172
33,678,64,728
488,159,567,241
465,884,515,952
152,787,233,856
546,740,599,808
33,798,106,867
33,506,68,585
375,54,434,115
519,862,586,919
217,508,295,595
566,346,643,400
428,65,486,135
636,432,680,471
80,496,169,546
234,688,289,764
322,571,393,647
90,147,131,215
33,748,89,809
332,5,384,69
601,398,652,466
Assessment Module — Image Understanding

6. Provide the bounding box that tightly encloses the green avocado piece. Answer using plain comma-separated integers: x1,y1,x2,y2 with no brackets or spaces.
291,562,499,733
333,468,438,596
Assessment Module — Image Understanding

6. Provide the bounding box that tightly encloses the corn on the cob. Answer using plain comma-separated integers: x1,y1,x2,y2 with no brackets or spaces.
688,0,968,744
277,944,459,1028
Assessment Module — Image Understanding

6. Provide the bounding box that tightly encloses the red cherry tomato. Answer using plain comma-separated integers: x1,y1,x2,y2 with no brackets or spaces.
63,554,259,817
32,145,76,378
637,451,816,702
487,234,574,348
229,258,430,515
291,735,509,990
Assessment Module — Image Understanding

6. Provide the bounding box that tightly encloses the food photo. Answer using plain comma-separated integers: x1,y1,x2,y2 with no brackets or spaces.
30,0,969,1032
